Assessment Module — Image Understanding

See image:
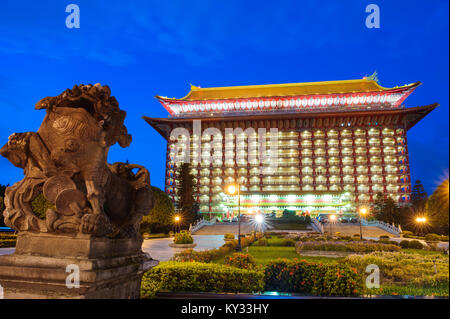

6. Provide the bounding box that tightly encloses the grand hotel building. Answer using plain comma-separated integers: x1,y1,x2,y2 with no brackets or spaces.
144,76,436,218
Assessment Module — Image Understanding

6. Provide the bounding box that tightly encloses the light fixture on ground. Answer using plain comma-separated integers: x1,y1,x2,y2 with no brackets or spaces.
224,183,242,251
254,213,264,239
415,216,427,236
329,214,337,236
359,207,368,240
174,215,181,233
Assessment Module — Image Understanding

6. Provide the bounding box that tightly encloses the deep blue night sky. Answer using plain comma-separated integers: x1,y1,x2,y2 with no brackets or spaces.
0,0,448,194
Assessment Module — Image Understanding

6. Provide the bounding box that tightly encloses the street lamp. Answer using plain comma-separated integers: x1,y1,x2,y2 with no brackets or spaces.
415,216,427,236
254,213,264,239
225,183,241,252
174,215,181,233
359,207,368,240
330,214,336,236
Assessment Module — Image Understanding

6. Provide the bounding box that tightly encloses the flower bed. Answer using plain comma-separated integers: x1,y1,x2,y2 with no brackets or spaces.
344,251,449,287
173,231,193,244
296,241,400,254
173,234,262,263
264,259,363,296
225,253,257,269
141,262,264,298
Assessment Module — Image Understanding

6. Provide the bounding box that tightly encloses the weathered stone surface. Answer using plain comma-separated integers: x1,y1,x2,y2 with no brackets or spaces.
0,233,158,299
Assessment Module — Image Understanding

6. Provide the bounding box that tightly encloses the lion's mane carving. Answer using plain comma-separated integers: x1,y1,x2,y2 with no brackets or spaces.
0,84,153,238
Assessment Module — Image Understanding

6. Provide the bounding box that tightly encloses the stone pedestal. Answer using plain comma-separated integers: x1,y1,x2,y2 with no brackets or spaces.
0,232,158,299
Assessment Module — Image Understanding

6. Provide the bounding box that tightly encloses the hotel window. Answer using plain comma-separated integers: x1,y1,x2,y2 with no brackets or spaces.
315,167,325,175
327,129,338,138
343,166,353,174
343,175,353,184
330,185,341,191
328,139,338,147
301,130,312,139
354,129,365,137
329,175,340,184
328,148,339,156
328,157,339,166
358,194,370,202
341,139,352,147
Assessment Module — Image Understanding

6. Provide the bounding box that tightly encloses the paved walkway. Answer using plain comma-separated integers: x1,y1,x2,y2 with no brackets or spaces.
142,235,225,261
193,222,255,235
0,248,14,256
0,235,225,261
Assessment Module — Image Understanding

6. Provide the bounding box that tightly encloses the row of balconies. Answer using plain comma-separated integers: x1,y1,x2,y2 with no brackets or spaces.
173,130,403,143
174,136,403,148
171,160,407,170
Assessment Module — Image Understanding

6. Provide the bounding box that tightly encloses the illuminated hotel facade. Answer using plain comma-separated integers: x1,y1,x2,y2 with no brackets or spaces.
144,76,436,218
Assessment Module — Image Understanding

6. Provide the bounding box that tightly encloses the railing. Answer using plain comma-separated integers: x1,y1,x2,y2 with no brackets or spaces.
311,218,324,233
362,219,402,236
189,217,217,234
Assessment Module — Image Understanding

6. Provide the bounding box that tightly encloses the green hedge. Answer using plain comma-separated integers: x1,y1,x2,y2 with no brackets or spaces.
264,259,363,296
141,262,264,298
173,231,193,244
296,241,400,253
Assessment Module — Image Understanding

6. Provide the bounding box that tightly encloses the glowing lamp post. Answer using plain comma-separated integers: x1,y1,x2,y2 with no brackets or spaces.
225,183,241,252
359,207,368,240
174,215,181,233
254,213,264,239
415,216,427,236
329,214,336,236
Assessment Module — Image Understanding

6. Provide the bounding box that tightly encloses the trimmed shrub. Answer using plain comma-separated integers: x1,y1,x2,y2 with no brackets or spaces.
224,233,235,240
141,262,264,298
408,240,424,250
296,241,400,253
379,235,390,240
225,253,257,270
264,259,363,296
173,231,193,244
399,240,411,249
425,233,441,242
281,238,296,247
378,239,397,245
402,231,413,236
255,238,268,246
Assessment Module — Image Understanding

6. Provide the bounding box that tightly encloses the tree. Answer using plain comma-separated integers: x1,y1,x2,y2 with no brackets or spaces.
371,192,401,225
176,162,200,228
411,180,428,212
426,179,449,235
141,186,175,234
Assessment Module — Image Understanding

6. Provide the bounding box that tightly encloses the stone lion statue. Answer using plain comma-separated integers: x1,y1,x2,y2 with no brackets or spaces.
0,84,154,238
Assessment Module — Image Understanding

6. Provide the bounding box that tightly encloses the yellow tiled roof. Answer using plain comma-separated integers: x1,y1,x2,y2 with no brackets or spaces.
156,78,419,101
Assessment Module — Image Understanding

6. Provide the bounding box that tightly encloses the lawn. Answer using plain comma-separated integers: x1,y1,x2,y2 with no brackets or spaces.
211,237,449,297
213,243,338,266
246,246,338,265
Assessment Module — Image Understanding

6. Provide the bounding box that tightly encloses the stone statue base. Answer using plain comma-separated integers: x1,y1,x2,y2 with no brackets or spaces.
0,232,158,299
